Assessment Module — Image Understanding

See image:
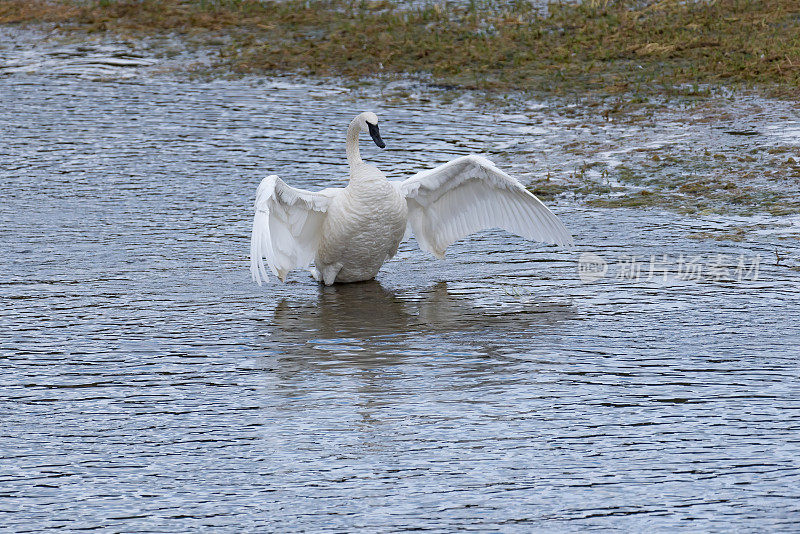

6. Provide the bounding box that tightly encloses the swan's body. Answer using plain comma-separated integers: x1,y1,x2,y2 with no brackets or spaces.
315,163,408,284
250,112,573,285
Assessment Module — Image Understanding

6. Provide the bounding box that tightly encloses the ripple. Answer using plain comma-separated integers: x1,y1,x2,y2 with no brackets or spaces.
1,60,799,532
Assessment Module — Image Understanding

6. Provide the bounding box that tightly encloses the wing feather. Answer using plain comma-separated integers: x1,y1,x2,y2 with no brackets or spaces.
397,155,572,258
250,175,341,285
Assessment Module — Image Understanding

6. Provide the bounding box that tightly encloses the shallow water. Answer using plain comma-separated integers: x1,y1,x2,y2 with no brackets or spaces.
2,42,800,532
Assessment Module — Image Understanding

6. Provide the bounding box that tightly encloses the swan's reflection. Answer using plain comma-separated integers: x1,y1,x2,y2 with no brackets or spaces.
265,280,574,362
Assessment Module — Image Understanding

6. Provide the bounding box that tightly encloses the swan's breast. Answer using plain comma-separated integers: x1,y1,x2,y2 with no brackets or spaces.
316,180,408,278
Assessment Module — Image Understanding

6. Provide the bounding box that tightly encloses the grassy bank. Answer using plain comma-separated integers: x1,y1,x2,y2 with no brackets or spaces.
3,0,799,221
2,0,800,95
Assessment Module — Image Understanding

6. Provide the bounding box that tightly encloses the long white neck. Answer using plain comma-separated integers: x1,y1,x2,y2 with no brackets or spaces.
346,117,362,169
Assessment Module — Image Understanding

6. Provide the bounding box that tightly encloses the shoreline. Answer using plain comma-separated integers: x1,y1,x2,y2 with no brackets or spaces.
2,2,799,230
2,0,799,97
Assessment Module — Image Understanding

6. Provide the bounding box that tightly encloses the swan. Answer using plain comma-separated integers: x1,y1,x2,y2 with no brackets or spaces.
250,111,573,285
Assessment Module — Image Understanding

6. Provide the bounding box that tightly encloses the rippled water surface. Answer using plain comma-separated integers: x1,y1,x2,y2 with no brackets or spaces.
2,47,800,531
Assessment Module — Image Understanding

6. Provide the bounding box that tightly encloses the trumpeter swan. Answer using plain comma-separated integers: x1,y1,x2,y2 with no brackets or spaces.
250,111,572,285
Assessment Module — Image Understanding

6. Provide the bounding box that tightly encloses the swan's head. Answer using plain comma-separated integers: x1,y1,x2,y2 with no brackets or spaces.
355,111,385,148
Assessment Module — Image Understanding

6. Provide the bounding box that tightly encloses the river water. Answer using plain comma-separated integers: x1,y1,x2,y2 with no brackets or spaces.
1,35,800,531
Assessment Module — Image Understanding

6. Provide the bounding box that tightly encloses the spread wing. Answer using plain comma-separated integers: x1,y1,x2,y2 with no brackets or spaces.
395,155,573,258
250,175,342,284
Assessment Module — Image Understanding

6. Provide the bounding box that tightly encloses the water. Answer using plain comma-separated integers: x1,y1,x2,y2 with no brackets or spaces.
2,39,800,532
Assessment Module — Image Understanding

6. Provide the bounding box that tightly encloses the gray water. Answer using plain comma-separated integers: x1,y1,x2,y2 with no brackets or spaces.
2,45,800,532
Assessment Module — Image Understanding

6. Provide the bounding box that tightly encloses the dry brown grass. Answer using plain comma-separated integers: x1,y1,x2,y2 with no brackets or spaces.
3,0,800,94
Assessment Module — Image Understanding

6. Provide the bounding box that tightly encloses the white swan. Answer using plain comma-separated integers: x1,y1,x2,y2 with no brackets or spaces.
250,111,573,285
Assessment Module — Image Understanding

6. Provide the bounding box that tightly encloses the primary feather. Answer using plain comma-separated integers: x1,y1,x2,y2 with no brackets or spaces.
396,155,573,258
250,174,341,285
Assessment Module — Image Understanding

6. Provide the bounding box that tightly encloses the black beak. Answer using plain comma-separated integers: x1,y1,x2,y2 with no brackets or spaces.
367,122,385,148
